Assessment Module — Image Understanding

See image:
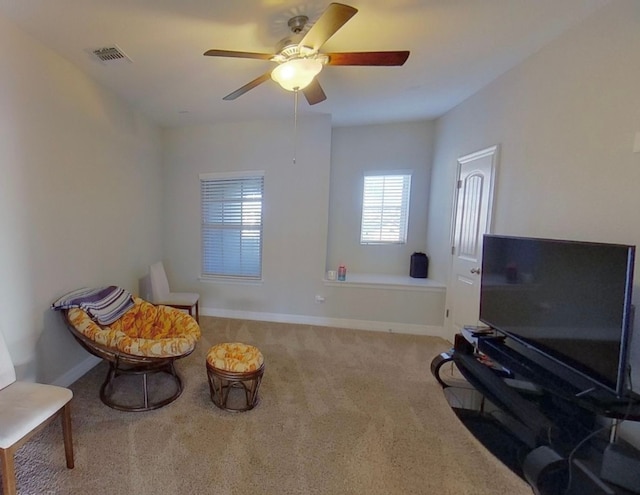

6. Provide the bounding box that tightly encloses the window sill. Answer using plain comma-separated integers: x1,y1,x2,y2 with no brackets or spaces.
323,273,445,292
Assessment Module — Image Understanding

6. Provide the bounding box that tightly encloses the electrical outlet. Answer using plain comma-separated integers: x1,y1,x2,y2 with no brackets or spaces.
315,295,325,303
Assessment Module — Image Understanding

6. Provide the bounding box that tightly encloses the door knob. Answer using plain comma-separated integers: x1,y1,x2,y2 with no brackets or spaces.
470,268,481,274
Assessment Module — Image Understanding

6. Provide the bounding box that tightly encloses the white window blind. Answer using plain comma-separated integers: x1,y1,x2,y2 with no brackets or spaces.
360,174,411,244
200,173,264,279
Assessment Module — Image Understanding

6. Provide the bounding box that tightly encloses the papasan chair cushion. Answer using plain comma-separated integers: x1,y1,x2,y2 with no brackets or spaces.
66,297,200,358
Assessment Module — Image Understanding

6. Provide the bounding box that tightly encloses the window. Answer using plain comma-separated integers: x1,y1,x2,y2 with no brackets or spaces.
200,172,264,279
360,173,411,244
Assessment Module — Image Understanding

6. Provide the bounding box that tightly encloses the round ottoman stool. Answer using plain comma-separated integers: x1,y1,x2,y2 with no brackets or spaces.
206,342,264,412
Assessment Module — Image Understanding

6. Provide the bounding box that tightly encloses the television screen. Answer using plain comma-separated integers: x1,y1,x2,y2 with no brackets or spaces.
479,234,635,396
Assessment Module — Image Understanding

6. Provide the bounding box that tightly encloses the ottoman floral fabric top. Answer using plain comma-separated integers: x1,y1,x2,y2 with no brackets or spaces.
207,343,264,372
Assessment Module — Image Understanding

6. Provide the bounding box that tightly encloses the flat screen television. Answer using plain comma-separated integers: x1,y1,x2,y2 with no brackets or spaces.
479,234,635,398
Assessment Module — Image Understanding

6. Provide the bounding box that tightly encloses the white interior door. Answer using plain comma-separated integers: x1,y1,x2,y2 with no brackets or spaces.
445,145,498,341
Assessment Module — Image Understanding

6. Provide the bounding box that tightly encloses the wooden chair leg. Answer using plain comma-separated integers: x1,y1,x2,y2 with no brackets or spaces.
61,403,74,469
0,448,16,495
186,302,200,323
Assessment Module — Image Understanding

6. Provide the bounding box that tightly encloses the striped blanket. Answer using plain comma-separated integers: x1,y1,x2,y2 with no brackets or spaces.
51,286,134,325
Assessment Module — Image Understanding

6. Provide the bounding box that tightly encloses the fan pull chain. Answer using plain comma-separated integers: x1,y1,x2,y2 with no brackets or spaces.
293,89,299,164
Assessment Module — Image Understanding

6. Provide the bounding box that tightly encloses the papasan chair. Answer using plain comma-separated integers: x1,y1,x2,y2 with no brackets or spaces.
53,287,200,412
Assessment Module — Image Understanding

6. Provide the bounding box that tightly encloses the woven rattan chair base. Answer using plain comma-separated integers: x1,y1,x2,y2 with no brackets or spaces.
99,358,184,412
206,364,264,412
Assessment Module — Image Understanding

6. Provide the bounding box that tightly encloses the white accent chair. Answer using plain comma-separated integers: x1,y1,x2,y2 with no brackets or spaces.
0,331,74,495
149,261,200,323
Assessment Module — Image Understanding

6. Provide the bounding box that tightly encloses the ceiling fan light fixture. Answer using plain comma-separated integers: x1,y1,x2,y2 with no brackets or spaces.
206,3,408,104
271,58,323,91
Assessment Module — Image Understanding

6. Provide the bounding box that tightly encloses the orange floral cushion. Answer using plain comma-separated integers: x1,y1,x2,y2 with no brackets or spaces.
67,297,200,358
207,343,264,372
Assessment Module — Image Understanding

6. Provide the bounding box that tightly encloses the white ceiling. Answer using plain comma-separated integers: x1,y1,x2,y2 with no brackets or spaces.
0,0,609,128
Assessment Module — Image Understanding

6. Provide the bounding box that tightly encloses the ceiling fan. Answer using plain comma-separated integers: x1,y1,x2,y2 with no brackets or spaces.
203,2,410,105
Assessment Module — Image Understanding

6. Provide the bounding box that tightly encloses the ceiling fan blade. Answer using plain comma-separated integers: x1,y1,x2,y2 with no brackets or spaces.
302,79,327,105
204,49,273,60
326,51,410,66
299,3,358,52
223,72,272,101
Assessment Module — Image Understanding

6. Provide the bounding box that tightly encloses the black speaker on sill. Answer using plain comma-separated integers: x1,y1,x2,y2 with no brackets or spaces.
410,252,428,278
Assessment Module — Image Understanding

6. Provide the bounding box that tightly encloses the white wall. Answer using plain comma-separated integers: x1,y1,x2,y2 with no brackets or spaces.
427,0,640,446
327,121,434,275
0,15,163,384
162,117,444,334
162,115,333,319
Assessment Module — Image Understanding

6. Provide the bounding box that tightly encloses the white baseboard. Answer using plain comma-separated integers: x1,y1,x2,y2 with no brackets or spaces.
201,307,445,338
52,355,101,387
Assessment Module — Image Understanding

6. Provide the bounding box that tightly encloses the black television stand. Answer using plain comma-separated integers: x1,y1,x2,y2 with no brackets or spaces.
431,334,640,494
475,336,640,419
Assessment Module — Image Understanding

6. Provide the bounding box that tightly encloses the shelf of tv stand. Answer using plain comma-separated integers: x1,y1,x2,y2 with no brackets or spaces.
433,335,640,495
474,335,640,421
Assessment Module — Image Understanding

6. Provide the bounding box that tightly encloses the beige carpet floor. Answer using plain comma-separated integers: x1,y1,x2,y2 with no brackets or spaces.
13,317,532,494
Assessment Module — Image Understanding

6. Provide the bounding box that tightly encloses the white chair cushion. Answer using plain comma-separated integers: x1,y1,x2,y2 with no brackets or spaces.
0,381,72,448
149,262,199,308
158,292,199,306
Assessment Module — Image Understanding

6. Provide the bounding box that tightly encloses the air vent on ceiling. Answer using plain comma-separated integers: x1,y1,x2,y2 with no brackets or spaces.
92,45,132,64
